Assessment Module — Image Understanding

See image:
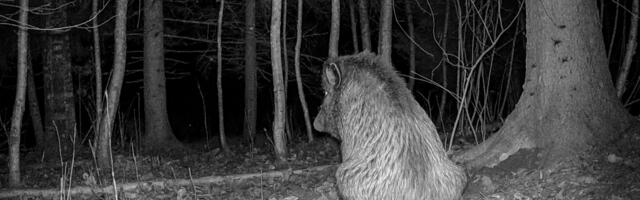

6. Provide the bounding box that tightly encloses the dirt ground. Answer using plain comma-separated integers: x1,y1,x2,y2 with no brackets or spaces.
462,127,640,200
0,129,639,200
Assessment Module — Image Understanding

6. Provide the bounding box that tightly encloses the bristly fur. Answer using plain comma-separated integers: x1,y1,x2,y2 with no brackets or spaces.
316,51,467,200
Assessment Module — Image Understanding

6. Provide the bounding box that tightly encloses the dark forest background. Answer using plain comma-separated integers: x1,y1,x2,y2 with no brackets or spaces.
0,0,637,157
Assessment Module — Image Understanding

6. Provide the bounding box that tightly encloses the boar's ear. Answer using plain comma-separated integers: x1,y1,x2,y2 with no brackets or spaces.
325,62,341,88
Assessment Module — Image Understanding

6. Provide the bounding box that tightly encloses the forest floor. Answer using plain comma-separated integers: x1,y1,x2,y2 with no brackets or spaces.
0,129,639,200
461,129,640,200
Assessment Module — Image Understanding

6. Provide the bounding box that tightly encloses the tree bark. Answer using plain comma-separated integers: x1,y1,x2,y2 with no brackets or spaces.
271,0,288,161
454,0,635,169
295,0,313,143
404,0,415,91
142,0,181,152
96,0,128,167
328,0,340,58
43,0,77,160
9,0,29,186
615,0,639,98
378,0,393,64
216,0,229,152
243,0,258,143
357,0,371,51
348,0,359,53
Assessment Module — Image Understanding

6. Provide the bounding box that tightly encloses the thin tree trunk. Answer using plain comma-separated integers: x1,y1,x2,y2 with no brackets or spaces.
452,1,464,126
9,0,29,186
607,3,620,60
615,0,639,97
271,0,288,161
27,61,44,149
405,0,415,91
142,0,180,152
349,0,359,53
43,0,77,160
439,0,451,122
196,81,209,147
216,0,229,152
295,0,313,143
243,0,258,143
282,0,290,140
378,0,393,64
358,0,371,51
97,0,127,167
92,0,103,139
282,0,289,96
329,0,340,58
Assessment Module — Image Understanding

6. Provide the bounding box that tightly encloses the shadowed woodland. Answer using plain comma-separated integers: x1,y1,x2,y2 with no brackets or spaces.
0,0,639,199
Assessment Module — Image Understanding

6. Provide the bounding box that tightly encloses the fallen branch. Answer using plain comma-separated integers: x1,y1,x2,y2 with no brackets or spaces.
0,164,337,199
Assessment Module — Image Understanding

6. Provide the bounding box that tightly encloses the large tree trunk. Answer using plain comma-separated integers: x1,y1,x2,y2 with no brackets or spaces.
328,0,340,58
216,0,229,152
357,0,371,51
43,0,77,159
8,0,29,186
271,0,287,161
142,0,180,151
96,0,128,167
243,0,258,143
378,0,392,64
455,0,635,169
295,0,313,143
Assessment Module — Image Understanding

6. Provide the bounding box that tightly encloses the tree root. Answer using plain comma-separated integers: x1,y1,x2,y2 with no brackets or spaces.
453,119,536,169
